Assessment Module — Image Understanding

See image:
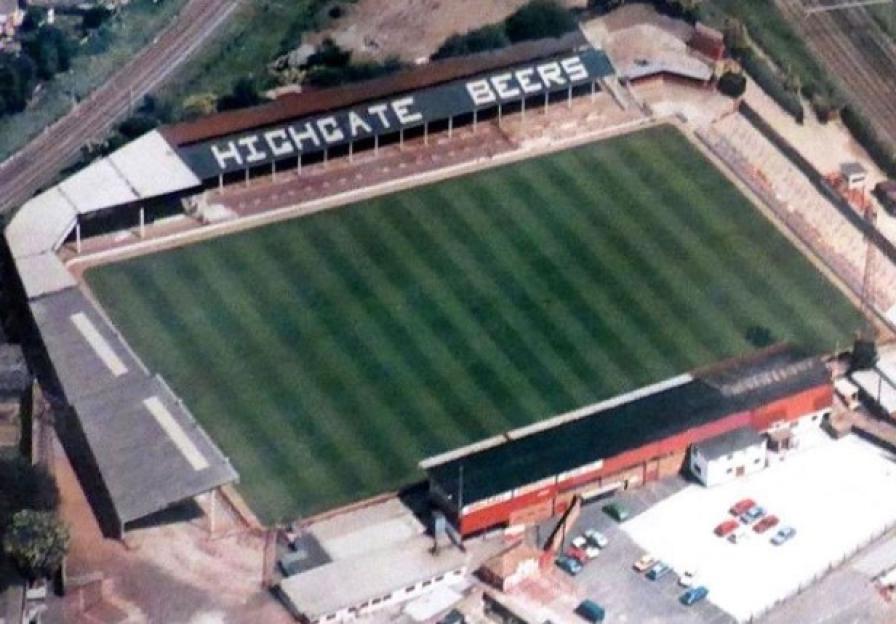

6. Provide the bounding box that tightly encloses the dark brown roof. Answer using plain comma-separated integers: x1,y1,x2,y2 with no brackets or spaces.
161,32,588,147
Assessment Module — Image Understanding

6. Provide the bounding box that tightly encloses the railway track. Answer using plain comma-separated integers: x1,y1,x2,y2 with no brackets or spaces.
778,0,896,147
0,0,242,214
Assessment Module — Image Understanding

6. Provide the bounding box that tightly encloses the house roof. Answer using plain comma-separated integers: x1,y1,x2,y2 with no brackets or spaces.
841,161,867,177
161,32,591,147
426,346,828,506
692,426,764,461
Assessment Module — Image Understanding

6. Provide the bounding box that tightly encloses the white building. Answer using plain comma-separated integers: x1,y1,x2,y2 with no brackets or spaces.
690,427,766,487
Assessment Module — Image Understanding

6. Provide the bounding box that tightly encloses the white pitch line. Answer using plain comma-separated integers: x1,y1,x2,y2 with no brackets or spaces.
143,396,209,471
70,312,128,377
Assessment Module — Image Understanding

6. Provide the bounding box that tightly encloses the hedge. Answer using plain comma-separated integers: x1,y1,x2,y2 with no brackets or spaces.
739,50,803,123
841,105,896,179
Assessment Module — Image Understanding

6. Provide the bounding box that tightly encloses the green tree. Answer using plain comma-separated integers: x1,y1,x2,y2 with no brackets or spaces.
432,24,510,60
218,76,262,111
504,0,577,43
182,92,219,119
717,71,747,98
3,510,69,580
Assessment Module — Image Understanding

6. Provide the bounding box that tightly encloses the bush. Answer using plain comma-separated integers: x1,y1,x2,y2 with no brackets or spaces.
306,56,404,88
739,51,804,123
841,105,896,179
3,510,69,581
432,24,511,60
504,0,577,43
217,76,262,111
82,6,113,31
717,71,747,98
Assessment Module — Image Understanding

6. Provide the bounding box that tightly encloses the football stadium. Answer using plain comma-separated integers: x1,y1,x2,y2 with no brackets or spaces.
5,31,863,534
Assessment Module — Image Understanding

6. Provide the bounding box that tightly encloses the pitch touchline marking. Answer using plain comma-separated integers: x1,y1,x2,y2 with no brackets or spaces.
70,312,129,377
143,396,210,471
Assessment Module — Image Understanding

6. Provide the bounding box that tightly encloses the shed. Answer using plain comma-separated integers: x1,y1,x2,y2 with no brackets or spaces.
690,426,766,487
841,162,868,190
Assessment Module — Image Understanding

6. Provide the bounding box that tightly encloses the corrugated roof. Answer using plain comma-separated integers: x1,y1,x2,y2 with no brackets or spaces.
161,32,590,147
14,253,77,300
426,347,829,505
278,543,467,619
109,130,201,197
5,187,77,258
58,158,139,215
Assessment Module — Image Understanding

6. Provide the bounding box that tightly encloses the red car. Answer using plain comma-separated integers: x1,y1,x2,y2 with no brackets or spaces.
566,545,589,565
714,519,739,537
729,498,756,517
753,515,780,534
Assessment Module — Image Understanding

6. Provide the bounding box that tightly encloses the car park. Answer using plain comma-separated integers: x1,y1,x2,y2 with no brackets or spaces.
729,498,756,516
753,514,780,534
771,526,797,545
603,502,631,522
678,569,697,587
739,505,766,524
572,536,601,559
727,527,752,544
585,528,609,549
680,586,709,606
634,553,656,572
556,554,584,576
714,519,739,537
646,561,672,581
566,545,589,565
574,599,606,623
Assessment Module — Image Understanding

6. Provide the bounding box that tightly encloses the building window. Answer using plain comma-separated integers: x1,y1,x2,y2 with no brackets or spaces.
727,454,733,460
435,575,444,582
726,467,733,474
406,587,415,593
693,464,701,474
754,458,761,464
422,580,431,587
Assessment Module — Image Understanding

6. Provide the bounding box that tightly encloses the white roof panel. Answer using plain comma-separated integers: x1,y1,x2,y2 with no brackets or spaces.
14,253,76,299
109,130,200,198
59,158,138,215
5,187,77,258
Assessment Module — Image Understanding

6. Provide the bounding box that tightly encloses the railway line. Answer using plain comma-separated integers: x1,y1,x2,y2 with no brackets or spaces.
0,0,241,214
779,0,896,147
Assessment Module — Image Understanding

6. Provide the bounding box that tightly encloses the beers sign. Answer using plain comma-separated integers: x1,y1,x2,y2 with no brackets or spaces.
177,48,613,179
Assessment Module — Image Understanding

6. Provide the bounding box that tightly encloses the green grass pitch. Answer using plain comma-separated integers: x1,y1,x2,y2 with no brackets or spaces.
85,125,862,523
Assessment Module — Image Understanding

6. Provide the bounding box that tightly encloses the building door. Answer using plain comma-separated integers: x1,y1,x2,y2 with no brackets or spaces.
736,466,745,477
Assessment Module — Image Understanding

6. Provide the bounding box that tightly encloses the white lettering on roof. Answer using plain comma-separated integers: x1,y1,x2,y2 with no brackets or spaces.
70,312,128,377
210,141,243,170
143,396,210,471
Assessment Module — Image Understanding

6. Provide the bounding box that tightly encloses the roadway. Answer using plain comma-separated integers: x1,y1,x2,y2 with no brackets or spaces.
0,0,242,215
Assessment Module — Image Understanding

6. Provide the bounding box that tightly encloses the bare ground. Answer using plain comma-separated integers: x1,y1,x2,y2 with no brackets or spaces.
307,0,585,62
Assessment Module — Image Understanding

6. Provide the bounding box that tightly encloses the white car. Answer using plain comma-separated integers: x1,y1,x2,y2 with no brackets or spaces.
678,569,697,587
572,536,601,559
585,528,609,549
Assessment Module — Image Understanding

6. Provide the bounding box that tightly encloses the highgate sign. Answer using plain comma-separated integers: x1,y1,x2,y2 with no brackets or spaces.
176,47,614,179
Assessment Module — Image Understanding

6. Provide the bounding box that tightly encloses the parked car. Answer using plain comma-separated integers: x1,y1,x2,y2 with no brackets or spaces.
556,554,584,576
739,505,766,524
714,519,739,537
603,502,631,522
585,528,609,549
566,545,589,565
574,599,606,623
680,586,709,606
727,527,751,544
729,498,756,516
634,553,656,572
678,569,697,587
572,536,601,560
771,526,797,545
753,514,780,534
647,561,672,581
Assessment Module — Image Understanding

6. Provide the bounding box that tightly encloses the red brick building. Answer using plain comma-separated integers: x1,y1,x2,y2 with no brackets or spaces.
423,346,832,536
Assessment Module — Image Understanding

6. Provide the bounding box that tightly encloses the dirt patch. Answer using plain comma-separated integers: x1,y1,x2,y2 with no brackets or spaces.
307,0,584,62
